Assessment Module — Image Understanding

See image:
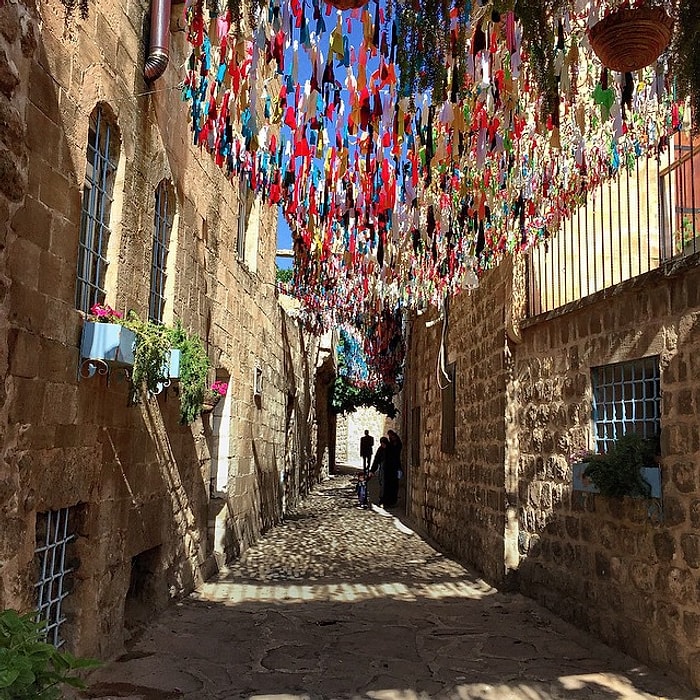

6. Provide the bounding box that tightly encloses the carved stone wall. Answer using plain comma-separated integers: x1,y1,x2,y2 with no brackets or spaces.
402,249,700,689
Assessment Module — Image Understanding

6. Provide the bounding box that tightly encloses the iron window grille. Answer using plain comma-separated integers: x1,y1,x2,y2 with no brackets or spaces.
76,105,119,314
237,179,252,262
591,356,661,454
34,507,77,648
148,180,173,323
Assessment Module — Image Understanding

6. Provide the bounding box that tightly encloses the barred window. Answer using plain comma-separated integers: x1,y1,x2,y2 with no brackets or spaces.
591,357,661,454
34,507,80,648
76,105,119,314
148,180,173,323
237,179,253,262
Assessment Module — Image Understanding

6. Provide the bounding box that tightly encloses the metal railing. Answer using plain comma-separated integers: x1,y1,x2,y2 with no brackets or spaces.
527,132,700,316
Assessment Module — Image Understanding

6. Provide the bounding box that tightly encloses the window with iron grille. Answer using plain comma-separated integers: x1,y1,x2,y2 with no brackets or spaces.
591,357,661,455
34,507,80,648
237,179,253,262
149,180,173,323
75,105,119,314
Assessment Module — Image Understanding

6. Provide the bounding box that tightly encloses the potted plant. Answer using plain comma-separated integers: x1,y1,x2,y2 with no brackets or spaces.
169,323,210,424
201,380,229,414
587,0,674,74
578,433,661,498
121,313,177,399
80,303,136,373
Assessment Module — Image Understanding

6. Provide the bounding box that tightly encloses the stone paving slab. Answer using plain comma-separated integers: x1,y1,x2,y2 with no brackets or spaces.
80,474,699,700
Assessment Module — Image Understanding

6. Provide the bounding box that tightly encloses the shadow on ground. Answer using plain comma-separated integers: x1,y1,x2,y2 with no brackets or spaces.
80,474,698,700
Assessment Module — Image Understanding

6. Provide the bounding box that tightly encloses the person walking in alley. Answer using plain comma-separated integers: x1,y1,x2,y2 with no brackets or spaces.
360,429,374,476
380,430,402,508
369,435,389,504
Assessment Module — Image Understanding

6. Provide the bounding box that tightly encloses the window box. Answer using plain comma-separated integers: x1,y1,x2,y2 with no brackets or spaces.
167,349,181,380
80,321,136,367
572,462,661,498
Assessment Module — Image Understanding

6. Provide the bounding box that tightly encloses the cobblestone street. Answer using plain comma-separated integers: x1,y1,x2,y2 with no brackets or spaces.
82,474,697,700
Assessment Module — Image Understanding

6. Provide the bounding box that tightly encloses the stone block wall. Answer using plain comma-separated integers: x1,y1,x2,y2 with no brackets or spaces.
514,258,700,689
403,263,512,584
0,0,37,613
0,0,320,660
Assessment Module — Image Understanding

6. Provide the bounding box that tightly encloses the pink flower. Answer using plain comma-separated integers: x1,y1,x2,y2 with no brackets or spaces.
89,303,123,322
210,381,228,396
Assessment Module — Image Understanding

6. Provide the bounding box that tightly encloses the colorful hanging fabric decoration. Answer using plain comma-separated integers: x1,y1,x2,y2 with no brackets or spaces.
181,0,685,387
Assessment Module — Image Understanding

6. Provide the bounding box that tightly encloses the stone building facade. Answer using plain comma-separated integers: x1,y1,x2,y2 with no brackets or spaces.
515,258,700,688
402,252,700,689
0,0,321,659
402,265,514,585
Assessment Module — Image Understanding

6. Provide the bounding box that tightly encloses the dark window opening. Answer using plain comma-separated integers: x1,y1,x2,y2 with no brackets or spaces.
441,362,456,454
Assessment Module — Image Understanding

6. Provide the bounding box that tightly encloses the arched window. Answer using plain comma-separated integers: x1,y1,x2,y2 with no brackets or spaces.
75,104,120,314
149,180,174,323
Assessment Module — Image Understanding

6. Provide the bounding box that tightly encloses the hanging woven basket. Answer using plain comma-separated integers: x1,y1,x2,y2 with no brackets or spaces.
588,5,674,73
326,0,368,10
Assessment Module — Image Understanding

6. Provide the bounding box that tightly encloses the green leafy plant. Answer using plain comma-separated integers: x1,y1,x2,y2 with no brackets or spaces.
331,376,398,418
276,267,293,284
670,0,700,132
122,313,174,398
396,0,468,101
582,433,658,498
169,323,210,424
0,609,99,699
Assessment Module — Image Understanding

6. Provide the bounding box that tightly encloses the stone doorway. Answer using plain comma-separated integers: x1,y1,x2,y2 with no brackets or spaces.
123,545,165,633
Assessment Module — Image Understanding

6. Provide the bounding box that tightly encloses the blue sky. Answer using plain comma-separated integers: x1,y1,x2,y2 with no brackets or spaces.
276,209,294,270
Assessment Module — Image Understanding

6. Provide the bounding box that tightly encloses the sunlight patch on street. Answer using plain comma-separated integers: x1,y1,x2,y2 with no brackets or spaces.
197,579,494,605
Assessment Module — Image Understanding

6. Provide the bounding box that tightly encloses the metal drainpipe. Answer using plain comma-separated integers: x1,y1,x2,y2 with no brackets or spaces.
144,0,171,82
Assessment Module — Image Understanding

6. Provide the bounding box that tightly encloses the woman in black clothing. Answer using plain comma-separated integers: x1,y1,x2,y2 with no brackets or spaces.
381,430,402,507
370,436,389,504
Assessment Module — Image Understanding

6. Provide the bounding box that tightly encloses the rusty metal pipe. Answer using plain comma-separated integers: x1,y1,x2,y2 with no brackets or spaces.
144,0,171,82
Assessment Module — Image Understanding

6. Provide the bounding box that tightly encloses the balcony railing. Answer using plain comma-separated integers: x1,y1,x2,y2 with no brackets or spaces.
527,131,700,316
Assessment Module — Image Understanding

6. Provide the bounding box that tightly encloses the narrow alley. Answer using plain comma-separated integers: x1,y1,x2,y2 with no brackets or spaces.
80,474,695,700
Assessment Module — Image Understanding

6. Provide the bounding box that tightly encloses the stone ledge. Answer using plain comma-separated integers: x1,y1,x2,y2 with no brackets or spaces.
522,252,700,330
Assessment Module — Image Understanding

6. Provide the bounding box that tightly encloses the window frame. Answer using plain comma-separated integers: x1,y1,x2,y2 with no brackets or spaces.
148,180,173,324
34,507,78,648
75,105,119,314
591,356,661,454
